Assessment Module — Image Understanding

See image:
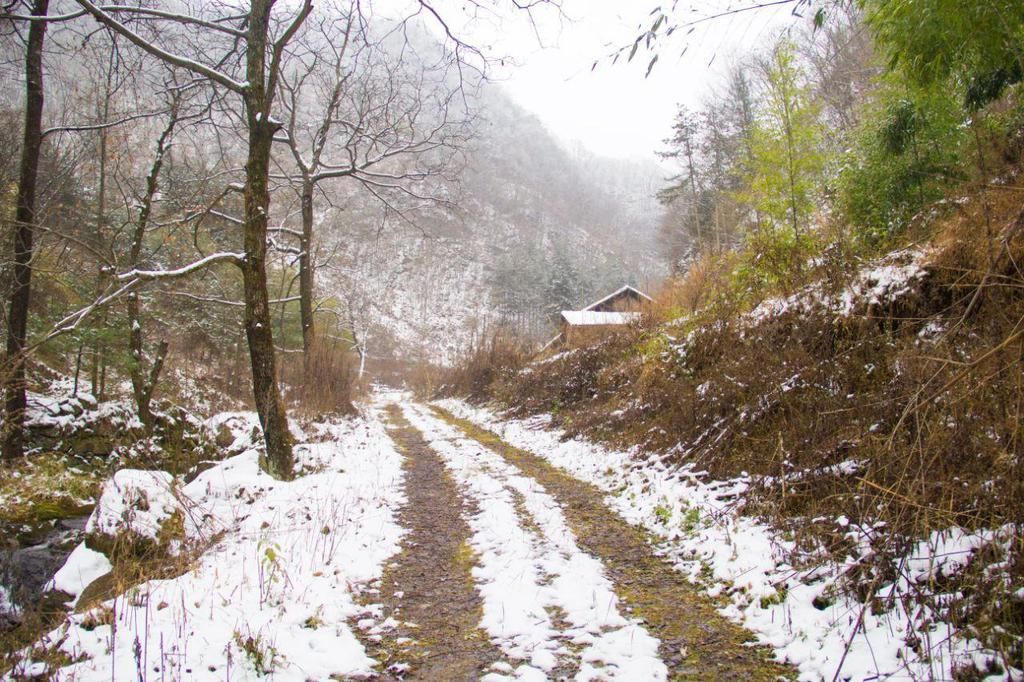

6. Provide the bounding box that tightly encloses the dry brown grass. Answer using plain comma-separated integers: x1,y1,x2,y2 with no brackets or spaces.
280,340,360,416
647,252,738,323
436,333,532,403
461,167,1024,673
405,360,445,399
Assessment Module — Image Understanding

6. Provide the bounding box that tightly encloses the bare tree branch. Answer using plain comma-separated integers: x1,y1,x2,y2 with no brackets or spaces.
72,0,248,92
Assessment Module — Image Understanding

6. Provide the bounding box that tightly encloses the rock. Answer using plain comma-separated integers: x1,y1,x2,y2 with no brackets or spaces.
58,413,143,457
0,509,91,616
75,571,115,611
68,433,116,457
9,545,66,595
0,609,22,633
184,460,219,484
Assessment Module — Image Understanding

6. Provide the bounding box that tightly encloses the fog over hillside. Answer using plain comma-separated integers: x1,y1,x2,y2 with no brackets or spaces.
318,84,666,367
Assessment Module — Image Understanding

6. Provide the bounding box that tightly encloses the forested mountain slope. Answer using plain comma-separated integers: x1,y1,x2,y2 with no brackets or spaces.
319,85,665,367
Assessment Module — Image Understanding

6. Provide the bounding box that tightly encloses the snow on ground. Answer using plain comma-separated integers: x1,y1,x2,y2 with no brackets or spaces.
10,410,406,681
439,400,1013,682
401,401,666,682
46,544,113,608
746,248,928,327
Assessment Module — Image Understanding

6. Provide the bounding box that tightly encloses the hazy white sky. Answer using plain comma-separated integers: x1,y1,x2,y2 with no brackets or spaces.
477,0,797,162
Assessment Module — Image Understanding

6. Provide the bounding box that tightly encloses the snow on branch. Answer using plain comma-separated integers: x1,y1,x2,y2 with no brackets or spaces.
164,292,300,307
96,5,247,37
73,0,248,93
2,8,88,22
115,251,245,282
38,252,245,347
42,110,168,139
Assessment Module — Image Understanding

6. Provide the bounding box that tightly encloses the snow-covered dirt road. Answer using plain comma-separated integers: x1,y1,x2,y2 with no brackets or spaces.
365,394,790,681
10,394,791,680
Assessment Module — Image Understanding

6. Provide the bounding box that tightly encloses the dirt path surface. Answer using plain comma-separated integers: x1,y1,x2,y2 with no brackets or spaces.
359,405,502,680
432,405,796,682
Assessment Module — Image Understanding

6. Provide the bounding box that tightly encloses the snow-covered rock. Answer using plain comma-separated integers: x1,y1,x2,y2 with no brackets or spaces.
46,544,112,607
85,469,182,543
14,409,407,681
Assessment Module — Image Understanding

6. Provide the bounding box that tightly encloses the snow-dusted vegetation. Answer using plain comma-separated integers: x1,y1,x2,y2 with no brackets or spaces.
3,0,1024,680
439,400,1012,680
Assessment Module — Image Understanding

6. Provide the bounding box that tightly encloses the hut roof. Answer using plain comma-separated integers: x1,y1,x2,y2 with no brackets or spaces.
560,310,642,326
582,285,652,312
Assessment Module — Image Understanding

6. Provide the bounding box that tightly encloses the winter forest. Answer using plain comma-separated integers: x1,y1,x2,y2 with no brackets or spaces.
1,0,1023,680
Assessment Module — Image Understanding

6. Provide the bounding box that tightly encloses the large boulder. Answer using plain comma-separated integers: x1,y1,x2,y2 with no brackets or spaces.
84,469,186,560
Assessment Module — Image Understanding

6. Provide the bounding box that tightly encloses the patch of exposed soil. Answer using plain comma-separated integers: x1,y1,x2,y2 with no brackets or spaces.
434,406,797,682
358,406,503,680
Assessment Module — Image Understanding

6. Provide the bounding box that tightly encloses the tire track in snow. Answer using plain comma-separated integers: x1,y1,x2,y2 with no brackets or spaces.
431,405,797,682
362,404,503,680
402,401,666,681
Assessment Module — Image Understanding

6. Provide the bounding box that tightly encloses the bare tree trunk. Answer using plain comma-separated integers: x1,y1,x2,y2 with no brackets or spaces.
299,180,316,373
128,317,167,427
358,335,368,380
127,103,177,430
684,135,702,251
73,344,83,397
3,0,50,461
243,0,294,479
91,81,111,403
128,288,168,428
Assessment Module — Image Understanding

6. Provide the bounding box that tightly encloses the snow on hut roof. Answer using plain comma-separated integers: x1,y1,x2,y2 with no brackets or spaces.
561,310,642,326
582,285,652,312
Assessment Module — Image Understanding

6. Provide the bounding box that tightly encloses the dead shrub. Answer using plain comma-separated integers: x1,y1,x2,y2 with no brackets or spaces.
437,332,532,403
648,252,734,323
280,339,359,416
406,361,445,399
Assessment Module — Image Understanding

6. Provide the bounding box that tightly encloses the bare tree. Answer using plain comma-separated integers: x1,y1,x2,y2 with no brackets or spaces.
122,85,200,429
324,231,411,379
273,5,465,376
73,0,316,478
0,0,555,467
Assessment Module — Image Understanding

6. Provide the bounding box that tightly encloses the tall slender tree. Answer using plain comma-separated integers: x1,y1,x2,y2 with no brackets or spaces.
274,8,462,376
3,0,50,461
745,41,824,242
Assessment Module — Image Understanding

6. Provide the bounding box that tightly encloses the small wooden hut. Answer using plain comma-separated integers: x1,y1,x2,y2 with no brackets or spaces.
554,285,652,348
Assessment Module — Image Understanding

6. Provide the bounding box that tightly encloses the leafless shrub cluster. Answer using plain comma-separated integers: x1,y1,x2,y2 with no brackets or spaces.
280,339,359,416
435,331,532,403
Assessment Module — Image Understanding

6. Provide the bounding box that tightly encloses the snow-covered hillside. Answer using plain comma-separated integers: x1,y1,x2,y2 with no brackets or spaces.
316,85,666,367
